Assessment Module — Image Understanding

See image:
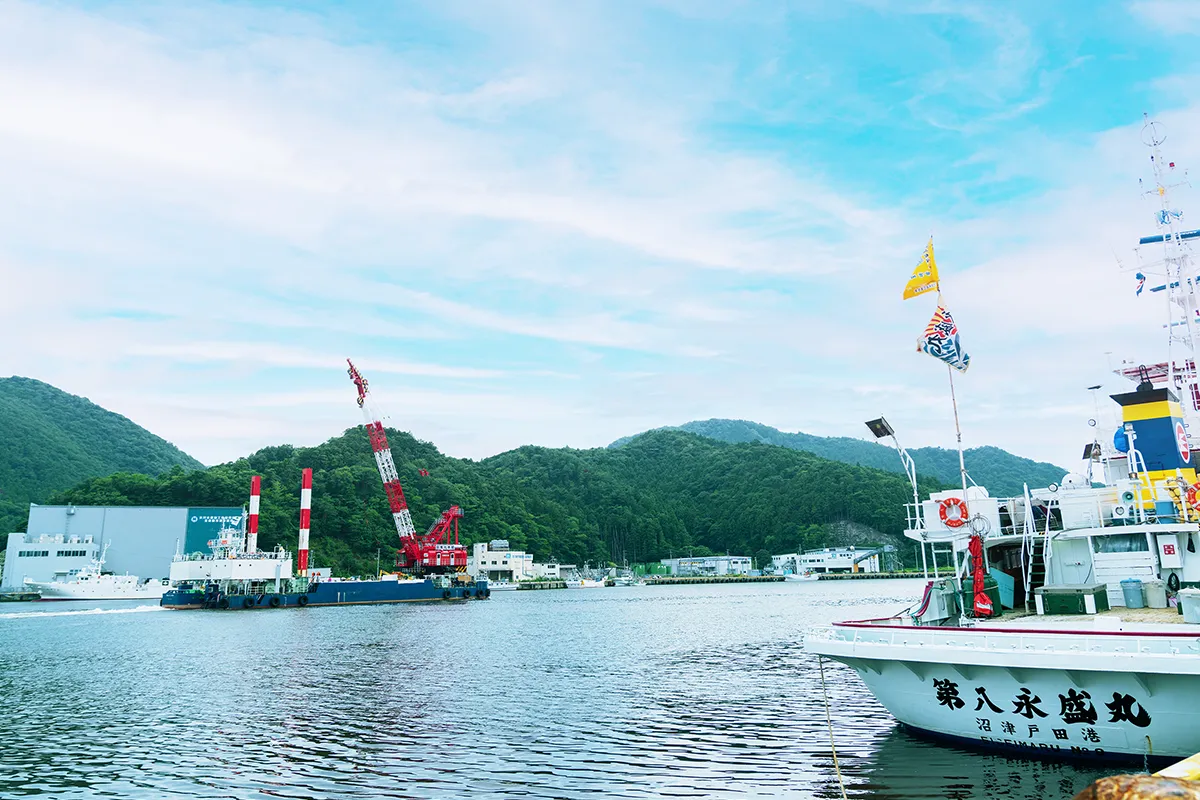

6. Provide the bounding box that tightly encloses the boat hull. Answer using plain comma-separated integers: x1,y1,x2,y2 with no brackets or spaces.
26,580,166,601
161,578,490,610
808,623,1200,759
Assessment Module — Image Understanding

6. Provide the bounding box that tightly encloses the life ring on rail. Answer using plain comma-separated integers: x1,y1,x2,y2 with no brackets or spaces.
939,497,969,528
1186,482,1200,511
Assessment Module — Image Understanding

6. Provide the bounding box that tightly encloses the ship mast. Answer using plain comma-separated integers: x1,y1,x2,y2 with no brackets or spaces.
1132,114,1200,442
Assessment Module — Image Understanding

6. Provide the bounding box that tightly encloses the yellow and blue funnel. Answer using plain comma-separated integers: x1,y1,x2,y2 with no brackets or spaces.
1111,387,1196,484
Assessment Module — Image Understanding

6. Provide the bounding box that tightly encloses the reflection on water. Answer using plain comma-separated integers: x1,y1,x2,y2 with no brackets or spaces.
0,581,1117,798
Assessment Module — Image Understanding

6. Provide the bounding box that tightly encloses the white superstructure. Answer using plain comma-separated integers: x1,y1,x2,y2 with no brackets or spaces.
167,523,293,593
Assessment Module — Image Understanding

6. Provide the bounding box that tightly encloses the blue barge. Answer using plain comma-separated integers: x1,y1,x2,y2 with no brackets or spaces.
162,575,490,610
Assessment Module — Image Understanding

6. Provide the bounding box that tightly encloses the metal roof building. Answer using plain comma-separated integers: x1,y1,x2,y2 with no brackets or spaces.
2,504,242,589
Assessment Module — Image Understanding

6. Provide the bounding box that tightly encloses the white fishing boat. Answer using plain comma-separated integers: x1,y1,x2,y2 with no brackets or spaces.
565,577,605,588
25,544,167,601
784,571,819,582
807,116,1200,761
487,581,519,591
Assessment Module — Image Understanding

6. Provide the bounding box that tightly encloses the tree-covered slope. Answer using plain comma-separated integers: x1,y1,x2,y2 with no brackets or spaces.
50,428,942,577
611,419,1067,496
0,377,204,531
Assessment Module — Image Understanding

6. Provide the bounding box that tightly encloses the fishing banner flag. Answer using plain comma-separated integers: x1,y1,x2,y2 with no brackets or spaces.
918,304,971,372
902,238,940,300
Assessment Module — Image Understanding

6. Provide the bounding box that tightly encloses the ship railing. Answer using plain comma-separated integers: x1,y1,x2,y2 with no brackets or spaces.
814,623,1200,658
905,479,1200,542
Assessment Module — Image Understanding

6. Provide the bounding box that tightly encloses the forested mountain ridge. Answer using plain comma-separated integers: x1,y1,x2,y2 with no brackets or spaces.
51,428,942,577
611,419,1068,497
0,377,204,532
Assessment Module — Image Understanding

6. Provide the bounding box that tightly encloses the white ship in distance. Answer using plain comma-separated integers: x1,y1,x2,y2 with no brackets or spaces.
25,543,167,601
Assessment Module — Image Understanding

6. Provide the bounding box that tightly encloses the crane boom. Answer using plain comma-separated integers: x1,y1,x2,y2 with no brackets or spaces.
346,359,418,543
346,359,468,573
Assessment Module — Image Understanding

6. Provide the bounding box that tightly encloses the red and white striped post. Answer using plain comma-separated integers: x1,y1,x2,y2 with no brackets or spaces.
246,475,261,553
298,468,312,576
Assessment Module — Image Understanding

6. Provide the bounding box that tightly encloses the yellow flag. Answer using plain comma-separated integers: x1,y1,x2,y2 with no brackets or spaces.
902,238,939,300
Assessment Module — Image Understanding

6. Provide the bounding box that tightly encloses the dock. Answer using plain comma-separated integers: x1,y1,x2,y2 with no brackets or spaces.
645,575,784,586
517,580,566,590
816,571,922,581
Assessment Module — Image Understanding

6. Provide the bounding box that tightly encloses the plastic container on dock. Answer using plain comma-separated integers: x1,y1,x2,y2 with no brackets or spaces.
1180,588,1200,624
1121,578,1145,609
1142,578,1168,609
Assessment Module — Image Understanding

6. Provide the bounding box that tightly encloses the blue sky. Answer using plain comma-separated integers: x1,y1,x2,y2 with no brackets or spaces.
3,0,1200,469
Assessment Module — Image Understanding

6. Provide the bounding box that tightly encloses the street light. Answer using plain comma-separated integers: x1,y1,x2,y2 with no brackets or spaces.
865,416,930,578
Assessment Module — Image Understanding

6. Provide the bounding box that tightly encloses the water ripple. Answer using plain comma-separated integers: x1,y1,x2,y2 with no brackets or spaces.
0,581,1117,799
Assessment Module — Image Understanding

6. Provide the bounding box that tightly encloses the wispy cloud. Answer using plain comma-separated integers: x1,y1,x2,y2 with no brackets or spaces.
0,0,1196,471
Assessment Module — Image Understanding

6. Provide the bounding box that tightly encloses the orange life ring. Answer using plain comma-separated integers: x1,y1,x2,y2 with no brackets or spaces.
939,497,968,528
1187,482,1200,511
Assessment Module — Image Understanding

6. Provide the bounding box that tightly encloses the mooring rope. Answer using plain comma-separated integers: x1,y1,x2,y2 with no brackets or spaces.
818,655,849,800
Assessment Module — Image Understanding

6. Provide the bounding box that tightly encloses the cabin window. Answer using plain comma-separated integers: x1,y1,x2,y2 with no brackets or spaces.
1092,534,1150,554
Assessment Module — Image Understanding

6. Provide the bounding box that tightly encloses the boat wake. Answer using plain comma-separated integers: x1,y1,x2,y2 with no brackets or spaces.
0,604,165,620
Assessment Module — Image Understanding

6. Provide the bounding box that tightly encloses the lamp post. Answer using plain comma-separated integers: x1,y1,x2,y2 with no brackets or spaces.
866,417,930,579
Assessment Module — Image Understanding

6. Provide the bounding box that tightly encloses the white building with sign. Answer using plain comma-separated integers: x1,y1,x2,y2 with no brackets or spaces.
468,540,535,583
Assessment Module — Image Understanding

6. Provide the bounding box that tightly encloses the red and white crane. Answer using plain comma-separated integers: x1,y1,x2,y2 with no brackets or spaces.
346,359,467,573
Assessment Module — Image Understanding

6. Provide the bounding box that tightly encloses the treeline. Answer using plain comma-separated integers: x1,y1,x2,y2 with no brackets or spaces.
0,377,203,532
48,427,941,576
615,419,1068,496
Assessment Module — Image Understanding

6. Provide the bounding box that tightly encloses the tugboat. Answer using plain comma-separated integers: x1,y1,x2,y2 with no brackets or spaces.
161,361,490,610
806,117,1200,761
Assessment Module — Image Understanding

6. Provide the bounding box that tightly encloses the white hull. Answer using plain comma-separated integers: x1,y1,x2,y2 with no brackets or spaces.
807,621,1200,759
27,577,167,601
785,573,820,582
488,582,519,591
565,579,605,588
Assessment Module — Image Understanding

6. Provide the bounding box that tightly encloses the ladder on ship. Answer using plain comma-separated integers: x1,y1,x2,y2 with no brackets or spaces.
1021,487,1055,612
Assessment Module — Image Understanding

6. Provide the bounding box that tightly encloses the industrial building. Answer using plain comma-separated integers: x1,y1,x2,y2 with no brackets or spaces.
468,540,535,583
774,547,882,575
2,504,243,590
660,556,751,576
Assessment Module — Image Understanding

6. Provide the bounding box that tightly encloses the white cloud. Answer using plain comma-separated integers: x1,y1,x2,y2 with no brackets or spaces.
1,0,1198,478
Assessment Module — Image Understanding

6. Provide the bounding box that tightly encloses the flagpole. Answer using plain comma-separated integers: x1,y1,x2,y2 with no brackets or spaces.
946,363,969,498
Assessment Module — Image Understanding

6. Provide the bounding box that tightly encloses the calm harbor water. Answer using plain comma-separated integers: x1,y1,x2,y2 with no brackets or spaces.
0,579,1122,799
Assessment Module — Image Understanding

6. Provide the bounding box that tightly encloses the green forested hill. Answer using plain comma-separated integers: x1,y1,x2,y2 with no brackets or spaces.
0,377,204,531
50,428,942,577
611,419,1067,496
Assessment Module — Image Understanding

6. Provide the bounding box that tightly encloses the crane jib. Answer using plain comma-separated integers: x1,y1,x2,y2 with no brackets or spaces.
348,358,468,572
